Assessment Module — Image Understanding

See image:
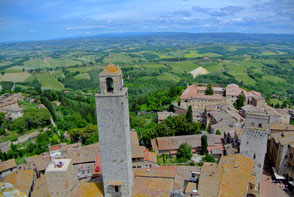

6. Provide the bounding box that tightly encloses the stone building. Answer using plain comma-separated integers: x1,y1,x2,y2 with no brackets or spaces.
267,131,294,180
240,111,270,191
0,159,17,177
151,133,222,155
25,152,51,178
45,159,77,197
179,83,225,112
95,63,133,196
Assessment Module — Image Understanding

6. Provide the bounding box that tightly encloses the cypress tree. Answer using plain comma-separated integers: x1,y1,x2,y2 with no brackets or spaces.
201,135,208,154
186,106,193,122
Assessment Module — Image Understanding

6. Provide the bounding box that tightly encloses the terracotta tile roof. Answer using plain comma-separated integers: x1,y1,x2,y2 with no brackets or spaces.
151,134,221,151
144,150,157,163
49,143,65,152
99,63,121,76
134,166,177,178
25,152,51,172
66,143,99,164
3,169,34,196
31,175,49,197
0,159,16,172
75,181,104,197
132,145,145,158
157,111,177,121
180,85,225,100
132,177,174,196
226,84,247,96
198,154,255,197
130,131,139,145
248,90,262,97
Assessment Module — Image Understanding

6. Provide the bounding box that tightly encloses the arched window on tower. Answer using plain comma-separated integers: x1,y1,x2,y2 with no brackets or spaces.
106,78,114,93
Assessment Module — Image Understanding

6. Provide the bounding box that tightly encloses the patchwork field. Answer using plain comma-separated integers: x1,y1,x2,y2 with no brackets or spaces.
35,73,64,90
0,72,31,82
74,73,91,80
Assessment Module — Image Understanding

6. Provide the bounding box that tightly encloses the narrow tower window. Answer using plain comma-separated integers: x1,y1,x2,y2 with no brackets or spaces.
106,78,114,93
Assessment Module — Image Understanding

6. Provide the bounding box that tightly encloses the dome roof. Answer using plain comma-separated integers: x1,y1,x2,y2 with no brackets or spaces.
105,63,119,73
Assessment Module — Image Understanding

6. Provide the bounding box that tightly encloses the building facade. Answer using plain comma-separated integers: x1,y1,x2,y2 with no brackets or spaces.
240,111,270,191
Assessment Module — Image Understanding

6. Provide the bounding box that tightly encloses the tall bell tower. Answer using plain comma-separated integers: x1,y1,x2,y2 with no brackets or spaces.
95,63,132,197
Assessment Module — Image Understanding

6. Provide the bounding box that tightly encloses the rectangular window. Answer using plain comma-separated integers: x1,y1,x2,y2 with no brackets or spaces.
115,186,119,192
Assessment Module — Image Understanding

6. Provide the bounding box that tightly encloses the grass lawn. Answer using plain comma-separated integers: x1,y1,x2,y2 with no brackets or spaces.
36,73,64,90
0,72,31,82
157,155,180,165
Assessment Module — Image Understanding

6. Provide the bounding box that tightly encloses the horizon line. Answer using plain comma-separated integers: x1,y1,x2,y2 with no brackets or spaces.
1,31,294,44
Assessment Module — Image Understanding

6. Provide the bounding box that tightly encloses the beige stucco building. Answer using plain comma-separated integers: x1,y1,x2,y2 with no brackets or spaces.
45,159,77,197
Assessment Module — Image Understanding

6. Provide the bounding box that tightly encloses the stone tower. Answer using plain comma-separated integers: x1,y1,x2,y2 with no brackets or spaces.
95,63,133,197
240,111,270,191
46,159,77,197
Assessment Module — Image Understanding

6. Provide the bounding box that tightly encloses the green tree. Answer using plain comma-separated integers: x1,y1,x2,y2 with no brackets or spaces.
281,101,288,108
204,83,213,95
176,143,192,162
10,117,26,133
186,105,193,123
168,104,175,113
233,93,245,110
201,135,208,155
198,154,216,166
215,130,221,135
275,103,280,108
0,112,5,126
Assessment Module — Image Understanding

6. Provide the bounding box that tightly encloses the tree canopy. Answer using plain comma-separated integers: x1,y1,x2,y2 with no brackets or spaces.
176,143,192,162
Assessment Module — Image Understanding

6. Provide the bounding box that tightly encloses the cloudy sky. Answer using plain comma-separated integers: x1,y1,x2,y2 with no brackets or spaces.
0,0,293,42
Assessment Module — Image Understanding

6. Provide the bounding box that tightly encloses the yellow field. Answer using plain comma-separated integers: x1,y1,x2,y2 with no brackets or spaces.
0,72,32,82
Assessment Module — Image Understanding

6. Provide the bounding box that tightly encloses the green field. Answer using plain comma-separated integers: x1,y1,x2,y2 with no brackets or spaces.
184,50,204,58
36,73,64,90
74,73,91,80
262,75,285,83
157,72,180,82
141,63,166,69
169,61,200,72
103,53,132,63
